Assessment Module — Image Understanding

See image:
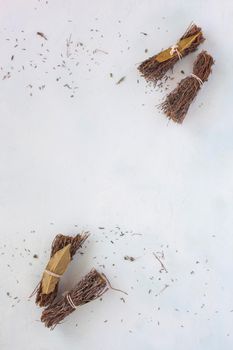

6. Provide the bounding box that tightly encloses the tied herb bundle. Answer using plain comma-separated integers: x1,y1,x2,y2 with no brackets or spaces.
138,23,205,84
160,51,214,123
33,233,89,307
41,268,109,329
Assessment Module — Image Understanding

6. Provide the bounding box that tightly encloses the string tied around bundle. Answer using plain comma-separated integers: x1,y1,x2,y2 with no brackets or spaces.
44,270,62,278
66,293,77,309
190,73,204,86
170,44,182,60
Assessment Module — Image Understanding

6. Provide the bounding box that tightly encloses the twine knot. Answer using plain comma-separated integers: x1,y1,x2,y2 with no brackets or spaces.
170,44,182,60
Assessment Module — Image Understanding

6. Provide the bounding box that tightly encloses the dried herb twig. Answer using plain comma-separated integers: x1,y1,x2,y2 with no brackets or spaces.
156,284,169,296
66,34,72,58
32,233,89,307
138,23,205,84
41,268,108,329
116,76,126,85
160,51,214,123
153,252,168,273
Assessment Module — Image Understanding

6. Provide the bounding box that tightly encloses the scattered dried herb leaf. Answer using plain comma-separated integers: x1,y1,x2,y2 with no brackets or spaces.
37,32,48,40
124,256,135,262
116,76,125,85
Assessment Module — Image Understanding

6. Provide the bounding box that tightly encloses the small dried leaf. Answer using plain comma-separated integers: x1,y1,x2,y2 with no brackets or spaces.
124,255,135,262
37,32,47,40
42,244,71,294
156,32,202,63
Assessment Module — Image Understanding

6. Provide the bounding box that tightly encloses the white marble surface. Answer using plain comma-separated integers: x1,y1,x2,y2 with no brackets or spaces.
0,0,233,349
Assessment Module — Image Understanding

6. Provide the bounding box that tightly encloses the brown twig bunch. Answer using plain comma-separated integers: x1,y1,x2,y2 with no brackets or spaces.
160,51,214,123
33,233,89,307
138,23,205,84
41,268,108,329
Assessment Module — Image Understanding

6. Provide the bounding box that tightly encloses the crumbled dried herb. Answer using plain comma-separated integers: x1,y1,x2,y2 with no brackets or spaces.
124,256,135,262
37,32,47,40
116,76,126,85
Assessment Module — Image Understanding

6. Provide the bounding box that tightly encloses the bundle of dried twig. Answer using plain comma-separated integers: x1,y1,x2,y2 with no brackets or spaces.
32,233,89,307
41,268,109,329
138,23,205,84
160,50,214,123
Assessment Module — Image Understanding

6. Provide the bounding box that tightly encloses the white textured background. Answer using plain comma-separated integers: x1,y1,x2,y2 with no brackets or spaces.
1,0,233,349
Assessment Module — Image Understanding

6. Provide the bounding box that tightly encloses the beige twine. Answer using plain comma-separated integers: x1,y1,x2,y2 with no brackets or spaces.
66,293,77,309
170,45,182,60
191,73,204,86
44,270,62,278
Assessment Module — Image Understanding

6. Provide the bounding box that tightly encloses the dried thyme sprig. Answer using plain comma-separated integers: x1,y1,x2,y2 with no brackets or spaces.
138,23,205,84
160,51,214,123
32,232,89,307
41,268,108,329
